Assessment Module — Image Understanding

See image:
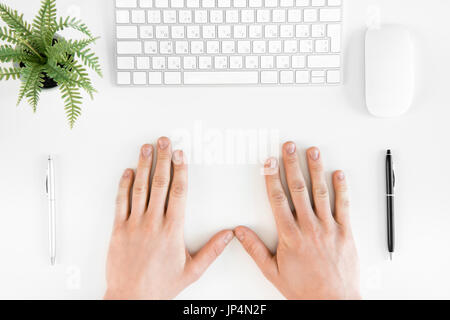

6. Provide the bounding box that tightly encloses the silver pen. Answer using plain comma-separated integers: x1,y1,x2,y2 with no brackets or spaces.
46,156,56,266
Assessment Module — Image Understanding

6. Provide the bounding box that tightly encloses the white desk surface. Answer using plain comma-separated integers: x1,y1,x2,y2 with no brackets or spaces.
1,0,449,300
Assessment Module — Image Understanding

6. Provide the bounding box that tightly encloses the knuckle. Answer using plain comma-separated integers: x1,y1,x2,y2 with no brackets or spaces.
157,152,172,161
270,190,287,206
133,184,147,195
170,181,187,198
289,180,307,195
313,186,329,199
285,155,298,165
152,175,170,189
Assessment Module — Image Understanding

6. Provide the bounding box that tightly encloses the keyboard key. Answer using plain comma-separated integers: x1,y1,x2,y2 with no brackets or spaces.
136,57,150,69
218,25,232,38
117,72,131,84
117,57,134,69
163,10,177,23
187,26,200,38
222,40,236,53
152,56,166,69
183,57,197,69
172,26,185,38
171,0,184,7
147,10,161,23
131,10,146,23
191,41,204,53
296,25,310,37
273,9,286,22
312,24,326,37
327,70,340,83
296,70,310,83
159,41,173,53
186,0,200,7
249,25,262,38
148,72,162,84
288,9,302,22
215,56,228,69
117,26,138,39
304,9,318,22
249,0,262,7
199,56,212,69
202,0,215,7
234,0,247,7
133,71,147,84
261,56,274,68
226,10,239,23
280,71,294,83
284,40,298,53
218,0,232,7
241,9,255,23
116,10,130,23
155,26,169,38
276,55,290,68
195,10,208,23
327,24,341,52
299,39,313,52
328,0,341,6
291,55,305,68
144,41,158,53
280,25,294,37
179,10,193,23
320,8,341,22
155,0,169,7
207,41,220,53
210,10,224,23
140,26,154,38
307,54,340,68
245,56,259,68
164,72,182,84
175,40,189,53
257,9,270,23
139,0,153,7
311,0,325,5
315,39,329,52
261,71,278,83
230,56,243,68
253,40,266,53
116,0,137,7
268,40,282,53
312,77,325,83
238,41,251,53
184,72,258,84
117,41,142,54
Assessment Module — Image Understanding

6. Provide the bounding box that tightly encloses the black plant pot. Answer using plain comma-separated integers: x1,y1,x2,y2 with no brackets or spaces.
15,37,62,89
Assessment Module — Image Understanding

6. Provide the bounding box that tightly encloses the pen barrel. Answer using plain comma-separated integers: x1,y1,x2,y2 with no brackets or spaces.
48,199,56,258
386,196,395,252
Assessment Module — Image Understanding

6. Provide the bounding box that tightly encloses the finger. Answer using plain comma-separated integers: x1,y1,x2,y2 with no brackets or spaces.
114,169,134,226
306,147,333,222
185,230,234,283
264,157,297,234
234,226,278,282
333,171,350,226
166,150,188,224
130,144,154,218
148,137,172,216
282,142,315,226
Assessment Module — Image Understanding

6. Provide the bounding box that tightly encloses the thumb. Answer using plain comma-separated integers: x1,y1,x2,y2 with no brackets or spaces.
234,226,278,282
185,230,234,283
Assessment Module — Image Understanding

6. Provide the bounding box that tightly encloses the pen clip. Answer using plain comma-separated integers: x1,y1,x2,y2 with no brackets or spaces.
45,173,49,196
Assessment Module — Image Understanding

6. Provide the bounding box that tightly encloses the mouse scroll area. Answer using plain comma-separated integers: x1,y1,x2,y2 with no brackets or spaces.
365,25,415,118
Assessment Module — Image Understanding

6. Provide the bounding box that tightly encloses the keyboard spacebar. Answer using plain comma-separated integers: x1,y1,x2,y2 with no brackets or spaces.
184,72,258,85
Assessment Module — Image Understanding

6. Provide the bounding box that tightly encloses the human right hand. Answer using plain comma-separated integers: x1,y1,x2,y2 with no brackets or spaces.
235,142,361,300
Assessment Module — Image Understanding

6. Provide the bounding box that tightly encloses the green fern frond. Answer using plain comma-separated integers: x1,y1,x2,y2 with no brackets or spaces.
0,3,32,37
0,66,21,80
32,0,57,48
59,83,82,129
43,63,77,87
75,47,102,77
17,63,45,110
63,57,96,98
0,45,40,64
55,16,93,38
0,26,20,44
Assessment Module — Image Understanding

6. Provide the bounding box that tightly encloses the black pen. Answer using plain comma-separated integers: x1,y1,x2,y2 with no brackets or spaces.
386,150,395,261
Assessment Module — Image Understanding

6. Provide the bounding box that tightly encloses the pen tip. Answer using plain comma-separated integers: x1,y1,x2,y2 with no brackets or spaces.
387,150,392,155
51,257,55,266
389,252,393,261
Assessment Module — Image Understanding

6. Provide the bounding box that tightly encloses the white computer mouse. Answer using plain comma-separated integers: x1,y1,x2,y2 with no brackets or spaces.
365,25,415,118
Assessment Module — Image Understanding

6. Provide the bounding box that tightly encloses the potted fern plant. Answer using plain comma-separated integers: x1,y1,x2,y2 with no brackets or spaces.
0,0,102,128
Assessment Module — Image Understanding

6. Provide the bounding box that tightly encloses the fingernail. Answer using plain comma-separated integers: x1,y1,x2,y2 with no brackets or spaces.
172,150,184,165
142,145,152,158
224,232,234,244
158,138,169,150
123,169,131,178
265,158,278,169
285,142,296,155
234,229,244,241
337,171,345,181
309,148,320,161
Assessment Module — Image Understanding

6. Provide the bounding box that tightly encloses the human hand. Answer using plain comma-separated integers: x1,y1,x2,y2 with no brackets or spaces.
235,143,361,300
104,137,234,300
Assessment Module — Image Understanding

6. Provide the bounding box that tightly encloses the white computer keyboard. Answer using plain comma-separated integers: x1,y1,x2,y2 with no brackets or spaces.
114,0,342,86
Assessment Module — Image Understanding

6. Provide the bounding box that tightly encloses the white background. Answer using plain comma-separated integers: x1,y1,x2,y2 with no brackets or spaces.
1,0,449,299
